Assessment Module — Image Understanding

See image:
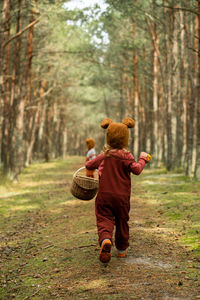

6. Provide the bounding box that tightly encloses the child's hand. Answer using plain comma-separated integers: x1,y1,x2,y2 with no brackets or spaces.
140,152,151,162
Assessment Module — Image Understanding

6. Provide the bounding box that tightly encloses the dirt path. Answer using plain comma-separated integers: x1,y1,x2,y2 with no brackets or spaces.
43,199,199,300
0,159,199,299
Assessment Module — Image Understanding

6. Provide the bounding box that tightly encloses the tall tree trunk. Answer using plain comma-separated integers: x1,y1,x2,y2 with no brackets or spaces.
52,100,57,158
125,71,134,151
185,16,196,176
24,0,37,165
58,95,68,158
132,19,139,158
44,99,51,162
9,0,24,180
163,1,173,170
194,0,200,178
37,102,46,155
25,80,46,165
62,128,68,158
178,10,186,167
191,2,199,175
171,8,180,168
152,27,159,165
1,0,11,174
146,5,159,165
119,72,125,122
169,7,178,170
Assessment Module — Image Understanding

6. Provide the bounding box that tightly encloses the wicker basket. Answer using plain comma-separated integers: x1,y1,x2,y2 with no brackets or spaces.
70,167,99,200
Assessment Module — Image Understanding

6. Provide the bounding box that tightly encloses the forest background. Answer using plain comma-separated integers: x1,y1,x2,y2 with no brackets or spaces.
0,0,200,181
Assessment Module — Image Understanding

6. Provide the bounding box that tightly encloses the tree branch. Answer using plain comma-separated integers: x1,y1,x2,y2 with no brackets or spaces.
156,4,198,15
33,50,94,55
188,47,200,54
3,19,39,48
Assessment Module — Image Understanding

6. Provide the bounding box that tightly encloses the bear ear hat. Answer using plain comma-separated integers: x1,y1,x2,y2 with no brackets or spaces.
101,118,113,129
123,117,135,128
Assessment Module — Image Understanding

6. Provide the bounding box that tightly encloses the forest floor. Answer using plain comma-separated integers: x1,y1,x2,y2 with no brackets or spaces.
0,156,200,300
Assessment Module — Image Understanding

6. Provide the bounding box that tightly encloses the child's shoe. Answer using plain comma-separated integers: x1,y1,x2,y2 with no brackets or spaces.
99,239,112,263
117,248,128,258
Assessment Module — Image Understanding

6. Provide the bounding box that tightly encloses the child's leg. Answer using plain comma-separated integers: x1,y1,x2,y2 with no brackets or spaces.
115,216,129,251
95,193,115,245
114,197,130,251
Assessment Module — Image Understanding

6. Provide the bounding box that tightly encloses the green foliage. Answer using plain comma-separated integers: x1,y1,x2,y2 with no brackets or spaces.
29,0,165,150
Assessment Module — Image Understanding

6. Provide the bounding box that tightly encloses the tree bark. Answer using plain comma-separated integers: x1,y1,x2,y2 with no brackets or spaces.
146,3,160,165
1,0,11,174
9,0,24,180
194,0,200,178
178,10,186,167
44,99,51,162
171,8,181,168
25,80,47,166
132,19,139,158
163,1,173,171
185,19,195,177
23,0,38,167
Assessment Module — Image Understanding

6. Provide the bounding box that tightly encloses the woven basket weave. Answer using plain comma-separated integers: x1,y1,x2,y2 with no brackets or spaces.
70,167,99,200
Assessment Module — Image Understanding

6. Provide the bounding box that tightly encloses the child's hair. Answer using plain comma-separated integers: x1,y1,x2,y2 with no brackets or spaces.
102,144,128,156
102,144,113,154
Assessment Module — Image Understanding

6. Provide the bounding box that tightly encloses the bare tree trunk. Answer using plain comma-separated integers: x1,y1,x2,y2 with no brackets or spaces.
25,80,47,165
0,4,4,163
62,128,68,158
44,99,51,162
26,10,35,104
57,94,68,158
152,30,159,165
132,19,139,158
37,101,46,155
143,54,151,154
171,8,180,168
9,0,25,181
103,92,110,118
1,0,11,174
126,74,134,152
123,53,134,152
119,73,125,122
179,10,186,167
24,0,37,165
146,5,159,165
191,3,199,174
52,100,57,158
185,15,196,177
139,92,146,154
163,1,173,171
194,0,200,178
169,7,178,171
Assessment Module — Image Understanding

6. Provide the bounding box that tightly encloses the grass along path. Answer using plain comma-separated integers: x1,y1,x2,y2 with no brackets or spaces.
0,157,199,299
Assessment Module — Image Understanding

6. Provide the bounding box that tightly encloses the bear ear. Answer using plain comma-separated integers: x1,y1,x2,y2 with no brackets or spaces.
123,117,135,128
101,118,113,129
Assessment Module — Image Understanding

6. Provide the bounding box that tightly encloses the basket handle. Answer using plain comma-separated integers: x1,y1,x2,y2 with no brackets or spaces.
73,166,85,178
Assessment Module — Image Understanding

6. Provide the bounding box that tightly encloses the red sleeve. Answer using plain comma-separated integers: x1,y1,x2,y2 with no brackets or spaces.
128,153,147,175
85,153,104,170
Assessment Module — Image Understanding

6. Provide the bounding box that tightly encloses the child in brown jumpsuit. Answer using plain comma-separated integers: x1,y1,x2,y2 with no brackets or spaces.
85,118,151,263
85,138,96,178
